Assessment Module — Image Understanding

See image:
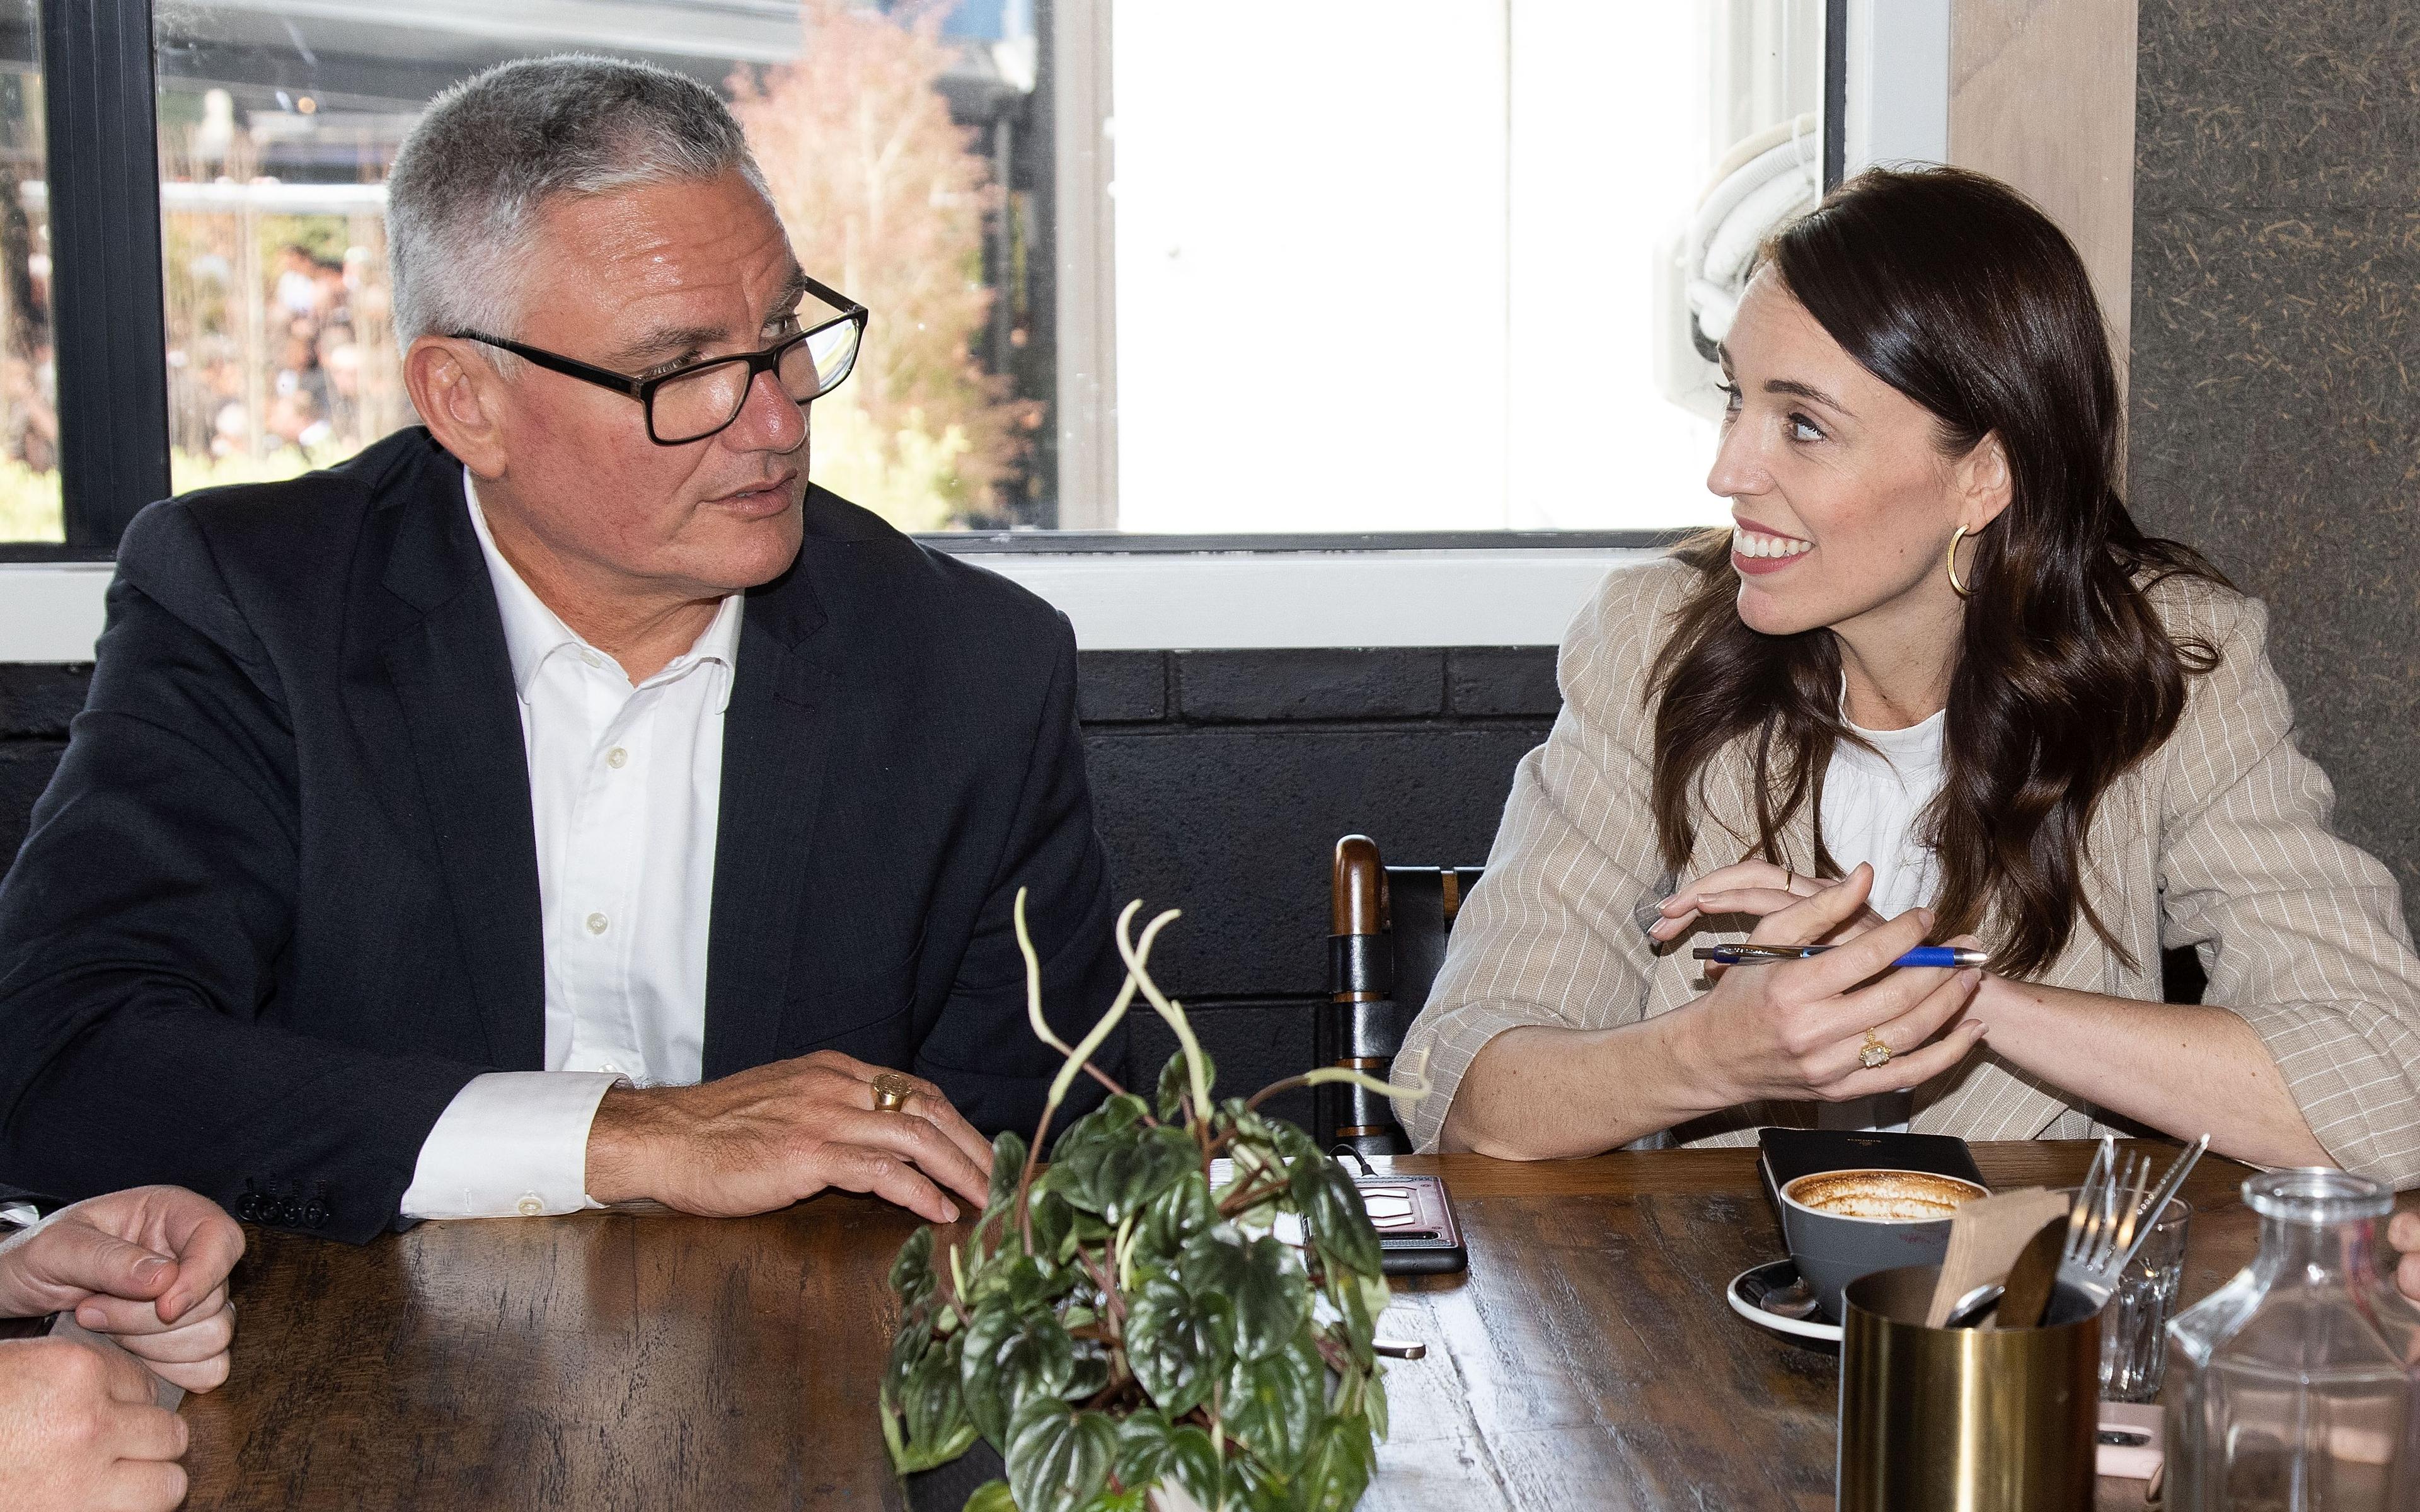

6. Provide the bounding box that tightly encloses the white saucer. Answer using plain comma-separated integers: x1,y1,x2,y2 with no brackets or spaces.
1727,1258,1843,1344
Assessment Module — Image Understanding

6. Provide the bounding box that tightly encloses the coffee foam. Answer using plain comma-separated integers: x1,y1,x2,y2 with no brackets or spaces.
1783,1169,1984,1223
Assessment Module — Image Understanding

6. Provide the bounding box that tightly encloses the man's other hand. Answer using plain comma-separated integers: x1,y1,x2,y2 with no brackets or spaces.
584,1051,998,1222
0,1187,243,1394
2392,1211,2420,1303
0,1337,191,1511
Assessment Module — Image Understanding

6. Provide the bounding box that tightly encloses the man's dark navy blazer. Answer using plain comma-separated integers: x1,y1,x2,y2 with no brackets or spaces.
0,428,1127,1242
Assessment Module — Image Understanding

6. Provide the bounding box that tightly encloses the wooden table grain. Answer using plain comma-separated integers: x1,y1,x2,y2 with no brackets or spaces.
181,1142,2275,1511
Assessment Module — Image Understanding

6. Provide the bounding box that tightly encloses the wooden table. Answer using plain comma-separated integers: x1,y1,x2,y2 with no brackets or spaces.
182,1142,2270,1510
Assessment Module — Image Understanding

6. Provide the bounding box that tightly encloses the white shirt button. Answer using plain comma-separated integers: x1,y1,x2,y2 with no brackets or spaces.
580,649,603,669
606,747,628,769
516,1193,544,1217
585,912,609,935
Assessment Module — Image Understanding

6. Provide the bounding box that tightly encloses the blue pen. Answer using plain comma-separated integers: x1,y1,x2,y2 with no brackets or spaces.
1690,943,1990,969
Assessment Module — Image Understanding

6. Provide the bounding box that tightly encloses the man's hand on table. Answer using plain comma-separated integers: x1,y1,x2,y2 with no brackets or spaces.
2392,1212,2420,1302
584,1051,996,1223
0,1185,244,1392
0,1336,192,1512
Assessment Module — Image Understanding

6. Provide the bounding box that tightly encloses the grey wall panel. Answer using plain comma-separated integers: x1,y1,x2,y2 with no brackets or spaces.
2131,1,2420,932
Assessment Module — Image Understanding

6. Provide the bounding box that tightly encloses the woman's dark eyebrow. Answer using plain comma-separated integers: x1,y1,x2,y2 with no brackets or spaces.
1765,377,1850,414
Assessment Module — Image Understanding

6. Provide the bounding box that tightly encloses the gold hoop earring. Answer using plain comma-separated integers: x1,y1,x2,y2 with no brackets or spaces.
1946,526,1973,598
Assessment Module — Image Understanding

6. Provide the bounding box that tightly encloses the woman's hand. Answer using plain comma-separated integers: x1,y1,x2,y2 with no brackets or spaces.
1648,859,1888,946
1666,866,1986,1107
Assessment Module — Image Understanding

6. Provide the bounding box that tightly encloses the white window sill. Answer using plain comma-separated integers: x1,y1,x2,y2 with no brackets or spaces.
0,547,1660,661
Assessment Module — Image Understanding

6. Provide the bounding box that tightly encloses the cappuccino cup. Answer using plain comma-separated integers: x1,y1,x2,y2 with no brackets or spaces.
1779,1169,1987,1322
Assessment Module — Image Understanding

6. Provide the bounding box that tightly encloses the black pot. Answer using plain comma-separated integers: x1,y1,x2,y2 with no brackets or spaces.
900,1440,1008,1512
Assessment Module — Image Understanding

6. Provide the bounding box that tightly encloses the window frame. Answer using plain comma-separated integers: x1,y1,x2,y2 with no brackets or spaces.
1,0,1848,565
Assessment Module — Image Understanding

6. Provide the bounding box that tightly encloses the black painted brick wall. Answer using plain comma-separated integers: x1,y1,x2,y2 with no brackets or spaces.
0,649,1562,1134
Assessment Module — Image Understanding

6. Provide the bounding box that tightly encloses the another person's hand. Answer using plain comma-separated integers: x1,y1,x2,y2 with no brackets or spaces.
1649,859,1888,946
584,1051,998,1223
0,1337,190,1512
0,1187,243,1393
2390,1211,2420,1303
1666,865,1986,1106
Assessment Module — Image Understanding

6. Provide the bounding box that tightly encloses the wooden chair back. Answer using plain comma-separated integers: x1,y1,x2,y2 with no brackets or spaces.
1321,834,1482,1154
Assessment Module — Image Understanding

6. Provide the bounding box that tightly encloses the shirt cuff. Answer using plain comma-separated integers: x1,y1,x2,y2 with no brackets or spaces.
399,1071,624,1220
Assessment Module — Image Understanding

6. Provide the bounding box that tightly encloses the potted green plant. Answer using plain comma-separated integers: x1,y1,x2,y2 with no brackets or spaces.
881,895,1427,1512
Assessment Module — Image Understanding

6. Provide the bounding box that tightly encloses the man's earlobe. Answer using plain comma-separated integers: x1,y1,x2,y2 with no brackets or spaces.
404,336,507,476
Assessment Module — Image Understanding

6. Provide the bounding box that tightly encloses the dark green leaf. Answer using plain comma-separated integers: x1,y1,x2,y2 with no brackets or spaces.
1139,1171,1214,1262
1006,1398,1117,1512
1293,1159,1383,1281
1221,1334,1327,1476
1087,1125,1202,1225
1047,1114,1131,1218
960,1300,1076,1444
1063,1339,1112,1402
966,1252,1074,1314
1028,1188,1077,1259
1051,1093,1149,1162
964,1482,1019,1512
893,1330,978,1473
1264,1118,1322,1169
888,1316,933,1395
1111,1408,1175,1489
890,1225,938,1311
1291,1414,1376,1512
1123,1274,1230,1418
1218,1099,1275,1152
1155,1047,1216,1122
990,1130,1030,1210
1178,1231,1311,1363
1160,1426,1224,1509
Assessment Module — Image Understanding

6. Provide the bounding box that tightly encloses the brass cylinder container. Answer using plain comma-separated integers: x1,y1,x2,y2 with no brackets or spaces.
1836,1264,2100,1511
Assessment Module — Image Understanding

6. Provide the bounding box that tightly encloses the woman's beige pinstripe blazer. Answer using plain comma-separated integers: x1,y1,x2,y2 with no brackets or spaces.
1393,557,2420,1184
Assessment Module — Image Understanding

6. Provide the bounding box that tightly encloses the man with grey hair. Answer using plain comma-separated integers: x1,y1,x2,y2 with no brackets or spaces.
0,55,1127,1241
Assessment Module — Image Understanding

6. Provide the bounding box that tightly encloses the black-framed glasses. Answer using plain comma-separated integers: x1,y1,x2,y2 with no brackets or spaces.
451,274,868,445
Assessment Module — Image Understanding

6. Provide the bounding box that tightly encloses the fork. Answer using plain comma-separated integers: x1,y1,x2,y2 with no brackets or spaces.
2058,1133,2211,1310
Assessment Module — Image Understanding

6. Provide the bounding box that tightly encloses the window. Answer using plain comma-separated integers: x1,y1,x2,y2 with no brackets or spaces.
5,0,1831,556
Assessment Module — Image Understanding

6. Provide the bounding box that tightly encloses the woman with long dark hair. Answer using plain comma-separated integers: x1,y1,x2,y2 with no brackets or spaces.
1395,167,2420,1176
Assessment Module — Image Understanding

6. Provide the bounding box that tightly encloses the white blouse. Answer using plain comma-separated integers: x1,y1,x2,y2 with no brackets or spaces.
1814,706,1947,1131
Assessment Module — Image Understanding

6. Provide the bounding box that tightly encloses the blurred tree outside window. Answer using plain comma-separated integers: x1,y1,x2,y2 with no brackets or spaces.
152,0,1048,534
0,0,58,544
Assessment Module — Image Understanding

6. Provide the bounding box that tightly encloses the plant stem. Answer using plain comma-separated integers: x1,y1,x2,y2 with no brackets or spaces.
1242,1074,1312,1114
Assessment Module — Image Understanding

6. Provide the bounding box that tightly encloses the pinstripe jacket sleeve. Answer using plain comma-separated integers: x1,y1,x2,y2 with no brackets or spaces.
1392,562,1695,1153
2152,587,2420,1186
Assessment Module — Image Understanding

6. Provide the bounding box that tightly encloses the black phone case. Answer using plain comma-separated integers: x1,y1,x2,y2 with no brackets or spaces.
1357,1172,1467,1276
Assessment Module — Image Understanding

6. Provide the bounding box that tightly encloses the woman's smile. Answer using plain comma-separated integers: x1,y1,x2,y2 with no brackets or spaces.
1731,519,1814,573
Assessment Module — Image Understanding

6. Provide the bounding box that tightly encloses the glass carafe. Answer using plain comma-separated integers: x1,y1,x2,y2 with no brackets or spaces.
2165,1169,2420,1510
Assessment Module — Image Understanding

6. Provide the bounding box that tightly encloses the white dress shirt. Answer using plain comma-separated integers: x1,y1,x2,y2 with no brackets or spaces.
398,475,743,1219
1814,704,1947,1135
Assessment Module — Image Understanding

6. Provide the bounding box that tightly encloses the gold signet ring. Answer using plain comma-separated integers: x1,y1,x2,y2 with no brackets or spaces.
1858,1029,1893,1071
871,1071,917,1111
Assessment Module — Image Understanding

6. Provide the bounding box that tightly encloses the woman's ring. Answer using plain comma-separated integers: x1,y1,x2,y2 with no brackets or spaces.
871,1071,917,1111
1858,1029,1893,1070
